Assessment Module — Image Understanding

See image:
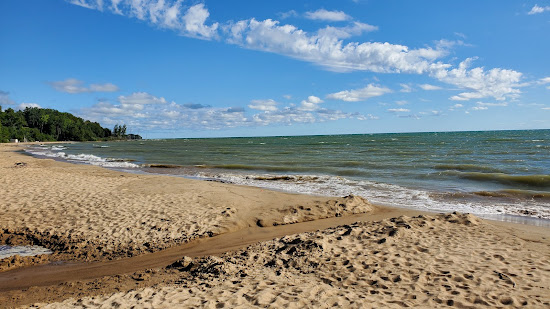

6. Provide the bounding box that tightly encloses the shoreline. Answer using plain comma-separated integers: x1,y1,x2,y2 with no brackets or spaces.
1,143,549,308
21,141,550,227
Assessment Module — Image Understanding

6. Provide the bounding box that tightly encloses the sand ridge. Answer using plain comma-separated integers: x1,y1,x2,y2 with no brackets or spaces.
39,213,550,308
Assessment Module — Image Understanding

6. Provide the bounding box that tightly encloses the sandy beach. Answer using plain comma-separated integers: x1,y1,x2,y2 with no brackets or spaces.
1,144,549,308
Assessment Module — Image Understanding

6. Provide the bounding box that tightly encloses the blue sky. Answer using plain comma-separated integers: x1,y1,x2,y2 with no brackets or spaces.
1,0,549,138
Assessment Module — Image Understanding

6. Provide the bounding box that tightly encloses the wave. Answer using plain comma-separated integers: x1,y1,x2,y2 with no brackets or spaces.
434,164,503,173
439,171,550,188
190,171,550,220
200,164,313,173
25,147,139,169
145,164,183,168
473,189,550,200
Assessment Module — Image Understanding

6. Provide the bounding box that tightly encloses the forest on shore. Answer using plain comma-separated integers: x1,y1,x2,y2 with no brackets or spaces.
0,106,140,142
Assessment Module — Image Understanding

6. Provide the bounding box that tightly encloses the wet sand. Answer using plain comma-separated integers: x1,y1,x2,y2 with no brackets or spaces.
1,143,549,308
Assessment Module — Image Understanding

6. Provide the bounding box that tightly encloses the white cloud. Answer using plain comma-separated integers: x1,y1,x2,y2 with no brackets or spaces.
69,1,219,39
419,83,442,90
0,91,16,106
419,110,442,116
399,84,413,93
471,106,488,111
542,107,550,110
432,58,522,101
387,108,410,113
225,18,447,73
17,103,41,110
69,0,96,10
89,83,119,92
182,3,219,39
450,103,464,111
48,78,119,93
528,5,550,15
248,99,278,111
476,101,508,107
68,1,526,103
327,84,392,102
279,10,298,19
300,95,324,111
395,100,408,105
118,92,167,105
539,77,550,88
80,94,371,132
317,22,378,39
304,9,351,22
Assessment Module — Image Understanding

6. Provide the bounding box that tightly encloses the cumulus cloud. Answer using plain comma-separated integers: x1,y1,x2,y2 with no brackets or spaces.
68,1,526,103
419,84,442,91
17,103,41,110
528,4,550,15
48,78,119,94
0,92,41,111
69,1,219,39
182,3,219,39
449,103,464,111
327,84,392,102
226,18,445,73
0,91,16,106
300,96,324,111
304,9,352,22
431,58,522,101
248,99,278,111
471,106,488,111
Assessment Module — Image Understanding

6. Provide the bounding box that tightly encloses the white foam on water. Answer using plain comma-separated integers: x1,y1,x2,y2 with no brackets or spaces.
0,245,53,259
25,146,140,169
191,171,550,220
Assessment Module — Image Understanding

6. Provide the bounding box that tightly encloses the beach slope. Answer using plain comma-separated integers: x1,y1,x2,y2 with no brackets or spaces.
0,144,549,308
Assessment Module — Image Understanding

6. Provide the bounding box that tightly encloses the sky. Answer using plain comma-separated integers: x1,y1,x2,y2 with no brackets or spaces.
1,0,549,138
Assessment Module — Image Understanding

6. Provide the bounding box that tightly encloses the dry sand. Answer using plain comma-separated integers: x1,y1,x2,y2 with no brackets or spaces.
1,143,549,308
0,144,371,264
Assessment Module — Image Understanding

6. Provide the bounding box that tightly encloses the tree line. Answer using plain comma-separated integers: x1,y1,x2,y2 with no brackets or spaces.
0,106,141,142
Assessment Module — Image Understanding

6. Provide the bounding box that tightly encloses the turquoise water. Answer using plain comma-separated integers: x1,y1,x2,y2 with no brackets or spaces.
27,130,550,220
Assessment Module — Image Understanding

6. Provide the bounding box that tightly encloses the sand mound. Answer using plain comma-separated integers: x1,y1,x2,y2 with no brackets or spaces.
253,195,372,227
42,213,550,308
